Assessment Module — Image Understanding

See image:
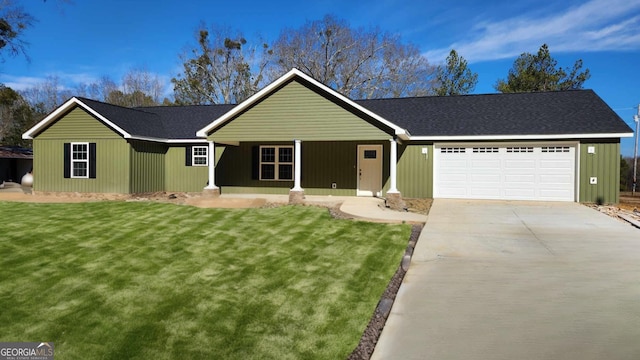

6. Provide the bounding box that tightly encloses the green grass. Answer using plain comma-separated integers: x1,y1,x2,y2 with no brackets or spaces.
0,201,410,359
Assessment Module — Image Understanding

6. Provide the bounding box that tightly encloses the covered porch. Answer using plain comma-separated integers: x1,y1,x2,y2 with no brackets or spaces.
202,139,406,209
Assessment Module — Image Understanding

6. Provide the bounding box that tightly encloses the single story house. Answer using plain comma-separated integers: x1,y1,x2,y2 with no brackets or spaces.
23,69,633,205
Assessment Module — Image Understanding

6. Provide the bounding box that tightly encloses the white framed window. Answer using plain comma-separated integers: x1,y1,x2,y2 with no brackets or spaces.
71,142,89,178
192,146,208,166
260,146,293,181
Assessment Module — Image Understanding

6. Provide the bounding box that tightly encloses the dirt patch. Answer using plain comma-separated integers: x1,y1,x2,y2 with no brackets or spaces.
184,197,267,209
404,198,433,215
619,193,640,212
348,224,423,360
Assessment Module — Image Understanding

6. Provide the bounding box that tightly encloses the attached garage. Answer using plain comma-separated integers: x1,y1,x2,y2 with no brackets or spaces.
434,143,576,201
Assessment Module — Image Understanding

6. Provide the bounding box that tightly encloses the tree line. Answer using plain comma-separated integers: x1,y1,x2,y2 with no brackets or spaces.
0,4,591,147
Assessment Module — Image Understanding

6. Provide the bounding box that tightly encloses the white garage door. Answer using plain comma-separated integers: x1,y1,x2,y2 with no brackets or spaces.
434,144,576,201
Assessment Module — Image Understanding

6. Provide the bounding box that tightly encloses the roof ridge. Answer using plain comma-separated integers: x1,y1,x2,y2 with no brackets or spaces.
356,89,594,102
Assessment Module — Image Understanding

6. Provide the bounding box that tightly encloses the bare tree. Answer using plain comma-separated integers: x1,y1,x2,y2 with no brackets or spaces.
19,75,73,113
0,0,35,61
74,76,117,102
172,25,270,105
269,15,436,99
121,67,164,104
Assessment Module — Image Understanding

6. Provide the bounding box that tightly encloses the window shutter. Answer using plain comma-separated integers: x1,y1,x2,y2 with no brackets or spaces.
63,143,71,178
252,146,259,180
185,146,192,166
89,143,97,178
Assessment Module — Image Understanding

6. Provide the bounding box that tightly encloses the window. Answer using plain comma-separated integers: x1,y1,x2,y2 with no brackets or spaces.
363,150,377,159
472,147,498,153
192,146,208,166
71,142,89,178
440,147,466,153
64,142,96,179
507,146,533,153
260,146,293,180
542,146,570,153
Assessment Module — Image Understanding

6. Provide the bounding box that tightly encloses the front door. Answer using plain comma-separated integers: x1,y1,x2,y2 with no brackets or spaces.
357,145,383,197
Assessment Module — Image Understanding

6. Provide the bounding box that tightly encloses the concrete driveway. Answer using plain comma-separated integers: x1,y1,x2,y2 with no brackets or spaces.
372,199,640,360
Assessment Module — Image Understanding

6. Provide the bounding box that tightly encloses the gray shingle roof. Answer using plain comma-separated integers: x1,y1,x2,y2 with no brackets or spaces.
356,90,632,137
77,98,234,140
134,104,235,139
77,89,631,141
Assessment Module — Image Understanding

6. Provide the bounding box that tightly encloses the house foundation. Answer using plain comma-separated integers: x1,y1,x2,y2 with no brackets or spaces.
203,188,221,198
289,190,305,204
385,192,406,211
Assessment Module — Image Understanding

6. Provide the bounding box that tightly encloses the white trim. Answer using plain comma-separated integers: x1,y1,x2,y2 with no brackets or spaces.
70,142,89,179
23,97,132,140
411,133,633,141
292,140,303,191
191,146,208,166
387,139,399,194
204,141,218,190
196,68,409,140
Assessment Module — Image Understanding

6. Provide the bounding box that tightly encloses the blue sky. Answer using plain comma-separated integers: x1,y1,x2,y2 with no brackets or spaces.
2,0,640,155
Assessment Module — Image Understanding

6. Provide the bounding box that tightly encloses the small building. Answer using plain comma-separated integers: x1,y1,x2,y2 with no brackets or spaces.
0,146,33,183
22,69,633,204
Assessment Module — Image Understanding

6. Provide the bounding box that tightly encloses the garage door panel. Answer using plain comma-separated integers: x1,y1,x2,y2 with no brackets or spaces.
504,174,535,183
504,159,536,169
539,174,573,184
435,144,575,201
540,159,573,169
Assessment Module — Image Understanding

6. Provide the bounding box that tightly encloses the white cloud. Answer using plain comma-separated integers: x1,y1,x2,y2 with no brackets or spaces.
425,0,640,63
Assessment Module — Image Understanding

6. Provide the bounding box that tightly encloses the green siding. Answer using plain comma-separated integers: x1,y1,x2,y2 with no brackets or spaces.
130,140,166,193
579,141,620,204
209,80,392,142
384,144,433,198
36,107,121,139
33,139,130,193
164,146,210,192
217,141,388,196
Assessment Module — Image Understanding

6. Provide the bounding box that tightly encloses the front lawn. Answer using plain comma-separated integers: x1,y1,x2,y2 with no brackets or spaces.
0,201,409,359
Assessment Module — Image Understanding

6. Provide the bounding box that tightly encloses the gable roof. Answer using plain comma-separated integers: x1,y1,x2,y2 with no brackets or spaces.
196,68,410,140
358,90,632,140
23,97,233,142
23,70,632,143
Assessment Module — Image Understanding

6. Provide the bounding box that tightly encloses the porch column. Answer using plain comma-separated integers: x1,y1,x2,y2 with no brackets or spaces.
203,140,220,197
289,139,305,204
388,138,399,193
292,139,303,191
386,138,405,211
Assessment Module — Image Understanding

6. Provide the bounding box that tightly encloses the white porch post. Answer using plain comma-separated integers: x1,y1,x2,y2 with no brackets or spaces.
292,139,303,191
205,140,218,190
388,138,399,193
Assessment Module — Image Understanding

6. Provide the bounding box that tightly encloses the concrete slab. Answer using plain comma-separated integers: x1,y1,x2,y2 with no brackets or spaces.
339,197,427,224
372,199,640,360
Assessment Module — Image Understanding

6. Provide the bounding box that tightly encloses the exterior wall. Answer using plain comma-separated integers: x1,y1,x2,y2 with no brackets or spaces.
33,139,130,193
36,107,121,139
579,140,620,204
209,80,392,142
217,141,388,196
32,107,131,193
164,145,211,192
129,140,166,193
384,143,433,198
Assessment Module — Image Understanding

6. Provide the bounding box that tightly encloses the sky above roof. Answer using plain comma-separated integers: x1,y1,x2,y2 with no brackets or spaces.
2,0,639,155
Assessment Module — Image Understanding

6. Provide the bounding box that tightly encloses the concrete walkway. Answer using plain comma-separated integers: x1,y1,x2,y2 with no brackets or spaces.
372,199,640,360
219,194,427,223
